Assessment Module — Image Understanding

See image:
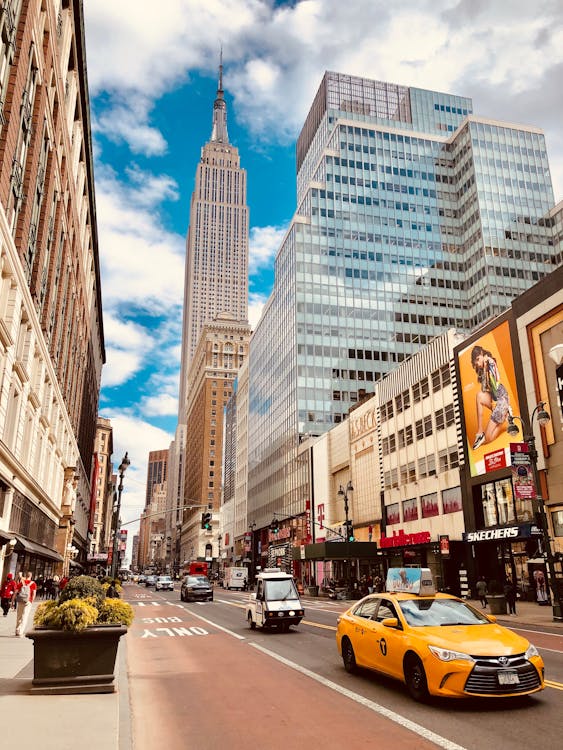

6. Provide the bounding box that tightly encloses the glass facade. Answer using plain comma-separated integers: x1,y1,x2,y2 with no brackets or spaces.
248,71,557,527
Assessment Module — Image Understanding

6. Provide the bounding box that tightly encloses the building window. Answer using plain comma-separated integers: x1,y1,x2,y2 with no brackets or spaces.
402,498,418,522
442,486,462,514
421,492,439,518
386,503,400,525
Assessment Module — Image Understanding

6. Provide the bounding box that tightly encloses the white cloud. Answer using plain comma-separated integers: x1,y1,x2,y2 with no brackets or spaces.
84,0,563,197
248,291,267,330
141,393,179,417
99,412,174,541
249,224,287,274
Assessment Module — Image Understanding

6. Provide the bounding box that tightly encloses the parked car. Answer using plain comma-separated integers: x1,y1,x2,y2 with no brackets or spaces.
180,575,213,602
155,575,174,591
145,574,157,587
137,575,146,584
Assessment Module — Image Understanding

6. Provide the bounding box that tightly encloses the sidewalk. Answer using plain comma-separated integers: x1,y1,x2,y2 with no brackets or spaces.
0,600,130,749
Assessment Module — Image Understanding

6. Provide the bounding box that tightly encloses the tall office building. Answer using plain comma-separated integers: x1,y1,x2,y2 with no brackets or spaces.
178,59,249,413
247,71,557,529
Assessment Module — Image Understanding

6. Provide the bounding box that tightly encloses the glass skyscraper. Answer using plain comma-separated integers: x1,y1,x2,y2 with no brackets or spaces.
247,71,556,528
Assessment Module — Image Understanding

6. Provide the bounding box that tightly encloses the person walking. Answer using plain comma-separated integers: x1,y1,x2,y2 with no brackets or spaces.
12,571,37,637
476,576,488,608
0,573,16,616
504,576,517,615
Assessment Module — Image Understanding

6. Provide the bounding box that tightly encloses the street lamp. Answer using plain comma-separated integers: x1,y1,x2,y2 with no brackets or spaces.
508,402,562,622
249,521,256,585
337,481,354,591
110,452,130,579
217,533,222,577
337,480,354,542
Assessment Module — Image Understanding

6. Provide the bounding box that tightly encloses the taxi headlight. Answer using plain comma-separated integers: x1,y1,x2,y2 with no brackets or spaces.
428,645,474,663
525,644,539,660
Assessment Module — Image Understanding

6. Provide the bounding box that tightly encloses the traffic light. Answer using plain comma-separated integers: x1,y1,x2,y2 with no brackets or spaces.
201,512,212,530
347,521,355,542
270,518,279,534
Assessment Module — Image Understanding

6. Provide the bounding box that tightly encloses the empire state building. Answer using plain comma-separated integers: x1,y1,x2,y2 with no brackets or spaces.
178,59,249,410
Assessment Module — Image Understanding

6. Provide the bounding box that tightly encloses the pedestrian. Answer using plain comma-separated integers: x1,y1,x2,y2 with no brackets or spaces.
504,576,517,615
12,571,37,637
106,580,120,599
0,573,16,616
476,576,488,608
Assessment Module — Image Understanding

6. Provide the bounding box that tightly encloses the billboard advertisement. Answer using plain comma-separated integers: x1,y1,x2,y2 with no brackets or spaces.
458,320,521,477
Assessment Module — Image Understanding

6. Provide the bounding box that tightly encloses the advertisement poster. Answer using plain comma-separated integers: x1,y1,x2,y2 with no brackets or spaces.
510,442,537,500
457,320,520,477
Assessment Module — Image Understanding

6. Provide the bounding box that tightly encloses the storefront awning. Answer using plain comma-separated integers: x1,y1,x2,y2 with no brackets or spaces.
11,534,63,562
294,541,380,562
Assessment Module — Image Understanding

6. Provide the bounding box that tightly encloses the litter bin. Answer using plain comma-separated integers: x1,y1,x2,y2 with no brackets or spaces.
306,585,319,596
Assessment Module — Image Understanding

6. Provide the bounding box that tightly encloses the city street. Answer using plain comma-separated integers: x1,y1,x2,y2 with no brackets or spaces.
124,584,563,750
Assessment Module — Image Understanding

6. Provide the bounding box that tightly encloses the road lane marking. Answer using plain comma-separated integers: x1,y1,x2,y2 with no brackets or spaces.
176,605,246,640
545,679,563,691
302,620,336,630
248,642,467,750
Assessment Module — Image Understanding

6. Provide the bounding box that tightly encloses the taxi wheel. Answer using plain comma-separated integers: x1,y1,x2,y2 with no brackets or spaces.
405,655,429,702
342,639,357,673
248,613,256,630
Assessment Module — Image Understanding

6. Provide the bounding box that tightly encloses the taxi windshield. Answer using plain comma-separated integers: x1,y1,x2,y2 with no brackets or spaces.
399,598,490,627
264,579,298,601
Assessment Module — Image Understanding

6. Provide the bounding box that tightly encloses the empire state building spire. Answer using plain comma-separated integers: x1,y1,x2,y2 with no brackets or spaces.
210,51,229,144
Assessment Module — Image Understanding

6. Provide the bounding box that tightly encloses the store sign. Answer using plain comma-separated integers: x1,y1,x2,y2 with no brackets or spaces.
380,529,431,548
463,523,542,543
484,448,507,473
439,535,450,556
510,442,537,500
557,363,563,416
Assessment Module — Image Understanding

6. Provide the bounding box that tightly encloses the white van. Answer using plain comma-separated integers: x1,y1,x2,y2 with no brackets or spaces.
246,568,304,632
223,567,248,590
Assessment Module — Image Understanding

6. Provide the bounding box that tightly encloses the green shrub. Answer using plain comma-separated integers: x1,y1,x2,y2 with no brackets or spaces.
33,577,135,632
33,599,59,628
34,598,98,631
59,575,105,608
97,599,134,627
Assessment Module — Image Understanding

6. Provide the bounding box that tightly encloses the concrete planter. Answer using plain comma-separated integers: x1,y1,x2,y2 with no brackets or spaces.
26,625,127,694
488,595,507,615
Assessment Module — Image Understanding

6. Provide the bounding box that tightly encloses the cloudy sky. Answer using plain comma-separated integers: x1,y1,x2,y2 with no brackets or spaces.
83,0,563,552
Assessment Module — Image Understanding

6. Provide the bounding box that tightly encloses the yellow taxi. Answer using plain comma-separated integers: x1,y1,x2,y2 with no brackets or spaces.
336,568,544,701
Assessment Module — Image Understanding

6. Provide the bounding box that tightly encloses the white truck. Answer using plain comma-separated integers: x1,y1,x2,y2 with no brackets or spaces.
246,568,304,632
223,566,248,590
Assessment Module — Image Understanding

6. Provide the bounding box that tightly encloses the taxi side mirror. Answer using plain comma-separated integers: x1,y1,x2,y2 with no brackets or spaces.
381,617,399,628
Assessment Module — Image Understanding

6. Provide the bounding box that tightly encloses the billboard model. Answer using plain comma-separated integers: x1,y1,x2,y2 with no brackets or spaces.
458,320,520,477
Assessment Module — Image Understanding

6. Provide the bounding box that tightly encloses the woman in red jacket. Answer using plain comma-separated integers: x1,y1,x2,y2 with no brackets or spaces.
0,573,16,616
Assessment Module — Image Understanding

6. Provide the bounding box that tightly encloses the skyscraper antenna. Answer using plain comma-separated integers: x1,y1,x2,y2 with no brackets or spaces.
219,45,223,92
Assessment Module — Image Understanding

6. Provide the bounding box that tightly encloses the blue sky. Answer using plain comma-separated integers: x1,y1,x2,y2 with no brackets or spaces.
83,0,563,547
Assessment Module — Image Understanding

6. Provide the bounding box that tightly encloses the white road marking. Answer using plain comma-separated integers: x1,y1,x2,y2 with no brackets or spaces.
249,642,468,750
176,605,246,640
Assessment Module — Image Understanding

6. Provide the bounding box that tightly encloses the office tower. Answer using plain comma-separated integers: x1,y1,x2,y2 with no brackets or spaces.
179,314,250,565
145,450,168,508
247,71,556,529
0,0,104,573
178,58,249,413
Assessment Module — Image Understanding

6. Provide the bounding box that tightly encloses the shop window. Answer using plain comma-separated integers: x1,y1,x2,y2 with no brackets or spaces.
552,510,563,537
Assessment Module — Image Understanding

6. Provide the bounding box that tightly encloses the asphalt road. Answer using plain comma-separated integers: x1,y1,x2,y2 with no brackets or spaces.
124,583,563,750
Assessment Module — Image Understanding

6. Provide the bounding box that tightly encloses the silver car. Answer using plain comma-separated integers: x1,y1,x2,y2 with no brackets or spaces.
155,575,174,591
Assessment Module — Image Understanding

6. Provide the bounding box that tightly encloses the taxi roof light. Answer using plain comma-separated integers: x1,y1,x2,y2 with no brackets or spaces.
385,567,436,595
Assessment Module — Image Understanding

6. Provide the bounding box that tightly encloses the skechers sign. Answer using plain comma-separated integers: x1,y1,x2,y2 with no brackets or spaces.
463,523,542,543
